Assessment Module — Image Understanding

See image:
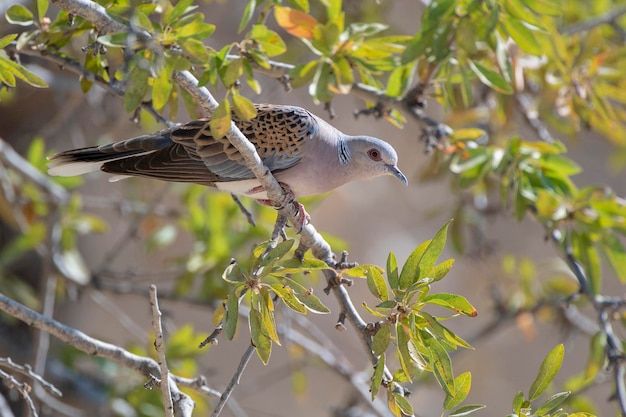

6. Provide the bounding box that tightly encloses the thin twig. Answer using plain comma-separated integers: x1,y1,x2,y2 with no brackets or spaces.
230,194,256,227
561,6,626,35
0,293,196,417
0,367,38,417
149,285,174,417
0,358,62,398
210,344,255,417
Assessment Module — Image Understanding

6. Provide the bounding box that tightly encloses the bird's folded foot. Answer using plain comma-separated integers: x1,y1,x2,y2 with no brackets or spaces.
256,183,310,233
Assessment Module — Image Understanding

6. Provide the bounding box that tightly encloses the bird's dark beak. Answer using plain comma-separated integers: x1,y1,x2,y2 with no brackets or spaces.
386,164,408,186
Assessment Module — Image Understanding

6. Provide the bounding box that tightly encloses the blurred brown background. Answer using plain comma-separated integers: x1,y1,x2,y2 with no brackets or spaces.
1,1,625,416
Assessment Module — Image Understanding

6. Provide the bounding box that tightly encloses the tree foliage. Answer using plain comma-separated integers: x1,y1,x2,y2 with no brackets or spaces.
1,0,626,417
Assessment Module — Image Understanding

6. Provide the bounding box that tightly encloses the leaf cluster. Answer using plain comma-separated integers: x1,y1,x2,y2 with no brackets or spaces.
215,239,330,364
341,221,480,416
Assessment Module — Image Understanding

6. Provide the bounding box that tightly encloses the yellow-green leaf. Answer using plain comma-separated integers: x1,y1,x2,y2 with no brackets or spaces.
0,34,17,49
366,266,389,302
231,92,258,121
224,292,239,340
423,293,478,317
371,353,385,400
0,57,47,87
529,344,564,401
209,99,232,139
468,60,513,94
444,372,471,410
372,325,391,356
6,4,34,26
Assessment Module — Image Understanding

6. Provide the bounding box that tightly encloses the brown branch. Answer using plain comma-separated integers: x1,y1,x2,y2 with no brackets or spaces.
50,0,126,33
149,285,174,417
561,7,626,35
210,344,255,417
0,293,197,417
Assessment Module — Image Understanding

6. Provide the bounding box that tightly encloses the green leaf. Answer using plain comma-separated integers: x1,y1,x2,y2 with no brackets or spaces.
37,0,48,19
260,288,280,344
270,284,307,313
224,292,239,340
501,16,542,55
528,344,564,401
277,258,330,273
392,393,414,416
294,290,330,314
386,63,413,97
250,302,272,364
387,251,399,290
289,61,317,89
0,34,17,49
222,262,246,284
430,259,455,282
468,60,513,94
231,92,258,121
250,24,286,57
398,240,429,290
6,4,34,26
444,372,471,410
0,57,47,88
124,66,149,112
166,0,194,25
423,293,478,317
152,65,173,111
428,338,455,397
372,325,391,356
512,390,525,413
535,391,570,415
259,239,295,267
0,61,15,87
238,0,256,33
395,322,414,382
222,58,243,87
418,221,452,280
448,404,486,417
366,266,389,301
209,99,232,140
181,38,210,63
371,353,385,400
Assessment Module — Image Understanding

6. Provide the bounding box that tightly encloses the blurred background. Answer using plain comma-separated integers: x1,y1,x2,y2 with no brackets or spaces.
1,1,625,416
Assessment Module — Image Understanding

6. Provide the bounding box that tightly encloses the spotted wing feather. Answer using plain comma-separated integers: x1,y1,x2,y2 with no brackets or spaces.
99,104,318,184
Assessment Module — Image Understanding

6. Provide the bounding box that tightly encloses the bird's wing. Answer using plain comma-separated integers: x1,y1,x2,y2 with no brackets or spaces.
170,104,319,182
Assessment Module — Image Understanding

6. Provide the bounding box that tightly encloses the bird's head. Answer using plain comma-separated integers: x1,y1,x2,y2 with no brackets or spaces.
341,136,408,185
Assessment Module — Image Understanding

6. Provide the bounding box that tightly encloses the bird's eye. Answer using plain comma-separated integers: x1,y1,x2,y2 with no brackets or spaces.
367,148,381,161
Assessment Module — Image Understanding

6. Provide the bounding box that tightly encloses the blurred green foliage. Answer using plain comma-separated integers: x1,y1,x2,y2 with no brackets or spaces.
3,0,626,416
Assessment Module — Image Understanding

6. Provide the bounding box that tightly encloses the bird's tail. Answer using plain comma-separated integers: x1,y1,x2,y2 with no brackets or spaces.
47,133,172,177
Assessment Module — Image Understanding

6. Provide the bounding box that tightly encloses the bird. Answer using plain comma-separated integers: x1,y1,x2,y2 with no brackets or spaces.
48,103,408,222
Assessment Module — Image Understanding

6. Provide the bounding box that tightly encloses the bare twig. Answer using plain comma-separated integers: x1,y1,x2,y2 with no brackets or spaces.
210,344,255,417
230,194,256,227
0,293,196,417
0,358,62,398
149,285,174,417
0,367,38,417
